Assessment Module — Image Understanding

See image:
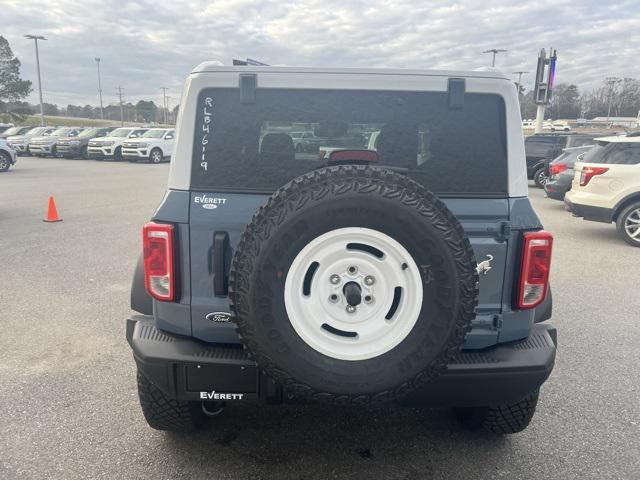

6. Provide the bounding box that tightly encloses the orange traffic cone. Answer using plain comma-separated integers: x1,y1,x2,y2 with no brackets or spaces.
43,196,62,222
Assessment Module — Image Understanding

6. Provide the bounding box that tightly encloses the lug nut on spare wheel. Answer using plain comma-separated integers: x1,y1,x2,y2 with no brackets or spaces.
329,274,341,285
364,275,375,286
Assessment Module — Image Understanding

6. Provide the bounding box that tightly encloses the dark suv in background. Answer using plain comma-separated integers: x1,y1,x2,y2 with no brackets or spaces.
57,126,115,159
525,133,605,187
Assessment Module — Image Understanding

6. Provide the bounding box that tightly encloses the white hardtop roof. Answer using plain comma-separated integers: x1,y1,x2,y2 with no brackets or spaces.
594,135,640,143
190,63,512,81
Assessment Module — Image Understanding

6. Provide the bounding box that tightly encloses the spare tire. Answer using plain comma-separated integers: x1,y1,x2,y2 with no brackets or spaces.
229,166,478,404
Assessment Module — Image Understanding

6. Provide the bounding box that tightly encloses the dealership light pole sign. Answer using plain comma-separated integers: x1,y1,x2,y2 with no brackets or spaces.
534,48,557,134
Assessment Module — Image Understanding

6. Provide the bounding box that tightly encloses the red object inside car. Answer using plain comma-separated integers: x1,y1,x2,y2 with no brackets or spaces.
328,150,379,164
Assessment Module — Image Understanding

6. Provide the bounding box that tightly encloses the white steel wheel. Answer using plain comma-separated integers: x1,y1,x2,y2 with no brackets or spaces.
284,227,423,361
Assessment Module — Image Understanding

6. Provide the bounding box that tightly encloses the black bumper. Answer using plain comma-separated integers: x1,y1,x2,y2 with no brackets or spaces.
564,198,613,223
127,316,557,407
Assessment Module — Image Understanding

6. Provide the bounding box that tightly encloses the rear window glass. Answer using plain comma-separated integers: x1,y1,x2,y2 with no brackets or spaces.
584,142,640,165
567,137,598,148
191,88,508,196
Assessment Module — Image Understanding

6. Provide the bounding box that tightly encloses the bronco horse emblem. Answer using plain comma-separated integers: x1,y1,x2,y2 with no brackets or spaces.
476,254,494,276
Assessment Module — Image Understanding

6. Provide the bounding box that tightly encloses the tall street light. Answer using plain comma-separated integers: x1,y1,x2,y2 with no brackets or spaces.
25,34,47,127
95,57,104,119
605,77,621,125
483,48,507,67
513,70,529,97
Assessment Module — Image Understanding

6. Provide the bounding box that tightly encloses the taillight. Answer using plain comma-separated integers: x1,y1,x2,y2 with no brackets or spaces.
549,163,567,176
579,166,608,186
143,222,175,301
516,231,553,309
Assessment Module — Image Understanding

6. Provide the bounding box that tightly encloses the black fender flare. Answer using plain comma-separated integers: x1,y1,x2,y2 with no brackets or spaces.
131,253,152,315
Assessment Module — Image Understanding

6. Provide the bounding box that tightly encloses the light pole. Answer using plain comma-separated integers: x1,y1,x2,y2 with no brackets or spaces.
160,87,168,124
513,71,529,98
605,77,621,126
116,86,125,126
95,58,104,119
25,34,47,127
483,48,507,67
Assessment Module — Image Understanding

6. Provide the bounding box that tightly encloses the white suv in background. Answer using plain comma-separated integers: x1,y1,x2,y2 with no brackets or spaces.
87,127,148,161
122,128,175,163
565,135,640,246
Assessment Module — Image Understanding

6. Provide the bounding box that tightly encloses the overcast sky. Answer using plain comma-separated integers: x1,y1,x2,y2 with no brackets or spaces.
3,0,640,108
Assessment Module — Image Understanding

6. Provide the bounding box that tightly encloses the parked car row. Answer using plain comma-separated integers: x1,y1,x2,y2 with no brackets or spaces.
524,132,608,187
2,126,174,167
522,120,572,132
533,132,640,247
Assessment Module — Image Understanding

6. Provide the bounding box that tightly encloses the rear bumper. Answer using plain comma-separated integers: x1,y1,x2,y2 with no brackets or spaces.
564,198,613,223
127,316,557,407
544,178,571,201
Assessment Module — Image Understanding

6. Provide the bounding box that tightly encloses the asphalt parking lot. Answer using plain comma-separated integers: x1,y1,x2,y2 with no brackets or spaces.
1,156,639,480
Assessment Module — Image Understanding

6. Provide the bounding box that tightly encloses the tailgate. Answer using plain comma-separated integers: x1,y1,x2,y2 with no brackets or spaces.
189,192,510,348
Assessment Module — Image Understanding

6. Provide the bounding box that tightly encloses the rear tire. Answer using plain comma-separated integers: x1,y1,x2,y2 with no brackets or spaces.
454,389,540,434
616,202,640,247
136,370,207,432
533,167,548,188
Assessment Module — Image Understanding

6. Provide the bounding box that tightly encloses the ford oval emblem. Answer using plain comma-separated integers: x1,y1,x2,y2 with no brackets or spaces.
202,204,217,210
206,312,231,323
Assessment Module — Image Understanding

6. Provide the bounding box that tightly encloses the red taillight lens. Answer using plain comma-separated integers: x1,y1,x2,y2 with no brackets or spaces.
143,222,175,301
549,163,567,176
516,231,553,309
579,166,608,186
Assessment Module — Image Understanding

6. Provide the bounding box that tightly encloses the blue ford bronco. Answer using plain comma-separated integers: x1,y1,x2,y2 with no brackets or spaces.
127,65,556,434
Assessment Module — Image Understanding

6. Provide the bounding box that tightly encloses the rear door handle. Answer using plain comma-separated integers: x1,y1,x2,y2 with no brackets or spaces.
213,231,231,297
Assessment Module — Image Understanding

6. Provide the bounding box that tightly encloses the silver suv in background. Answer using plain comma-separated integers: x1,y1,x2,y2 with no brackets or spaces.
29,127,84,157
7,127,56,155
57,127,116,159
0,125,35,140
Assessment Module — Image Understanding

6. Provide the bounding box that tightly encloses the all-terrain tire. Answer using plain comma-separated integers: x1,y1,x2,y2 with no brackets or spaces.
616,201,640,247
136,370,206,431
455,389,540,434
229,166,479,405
114,147,122,161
